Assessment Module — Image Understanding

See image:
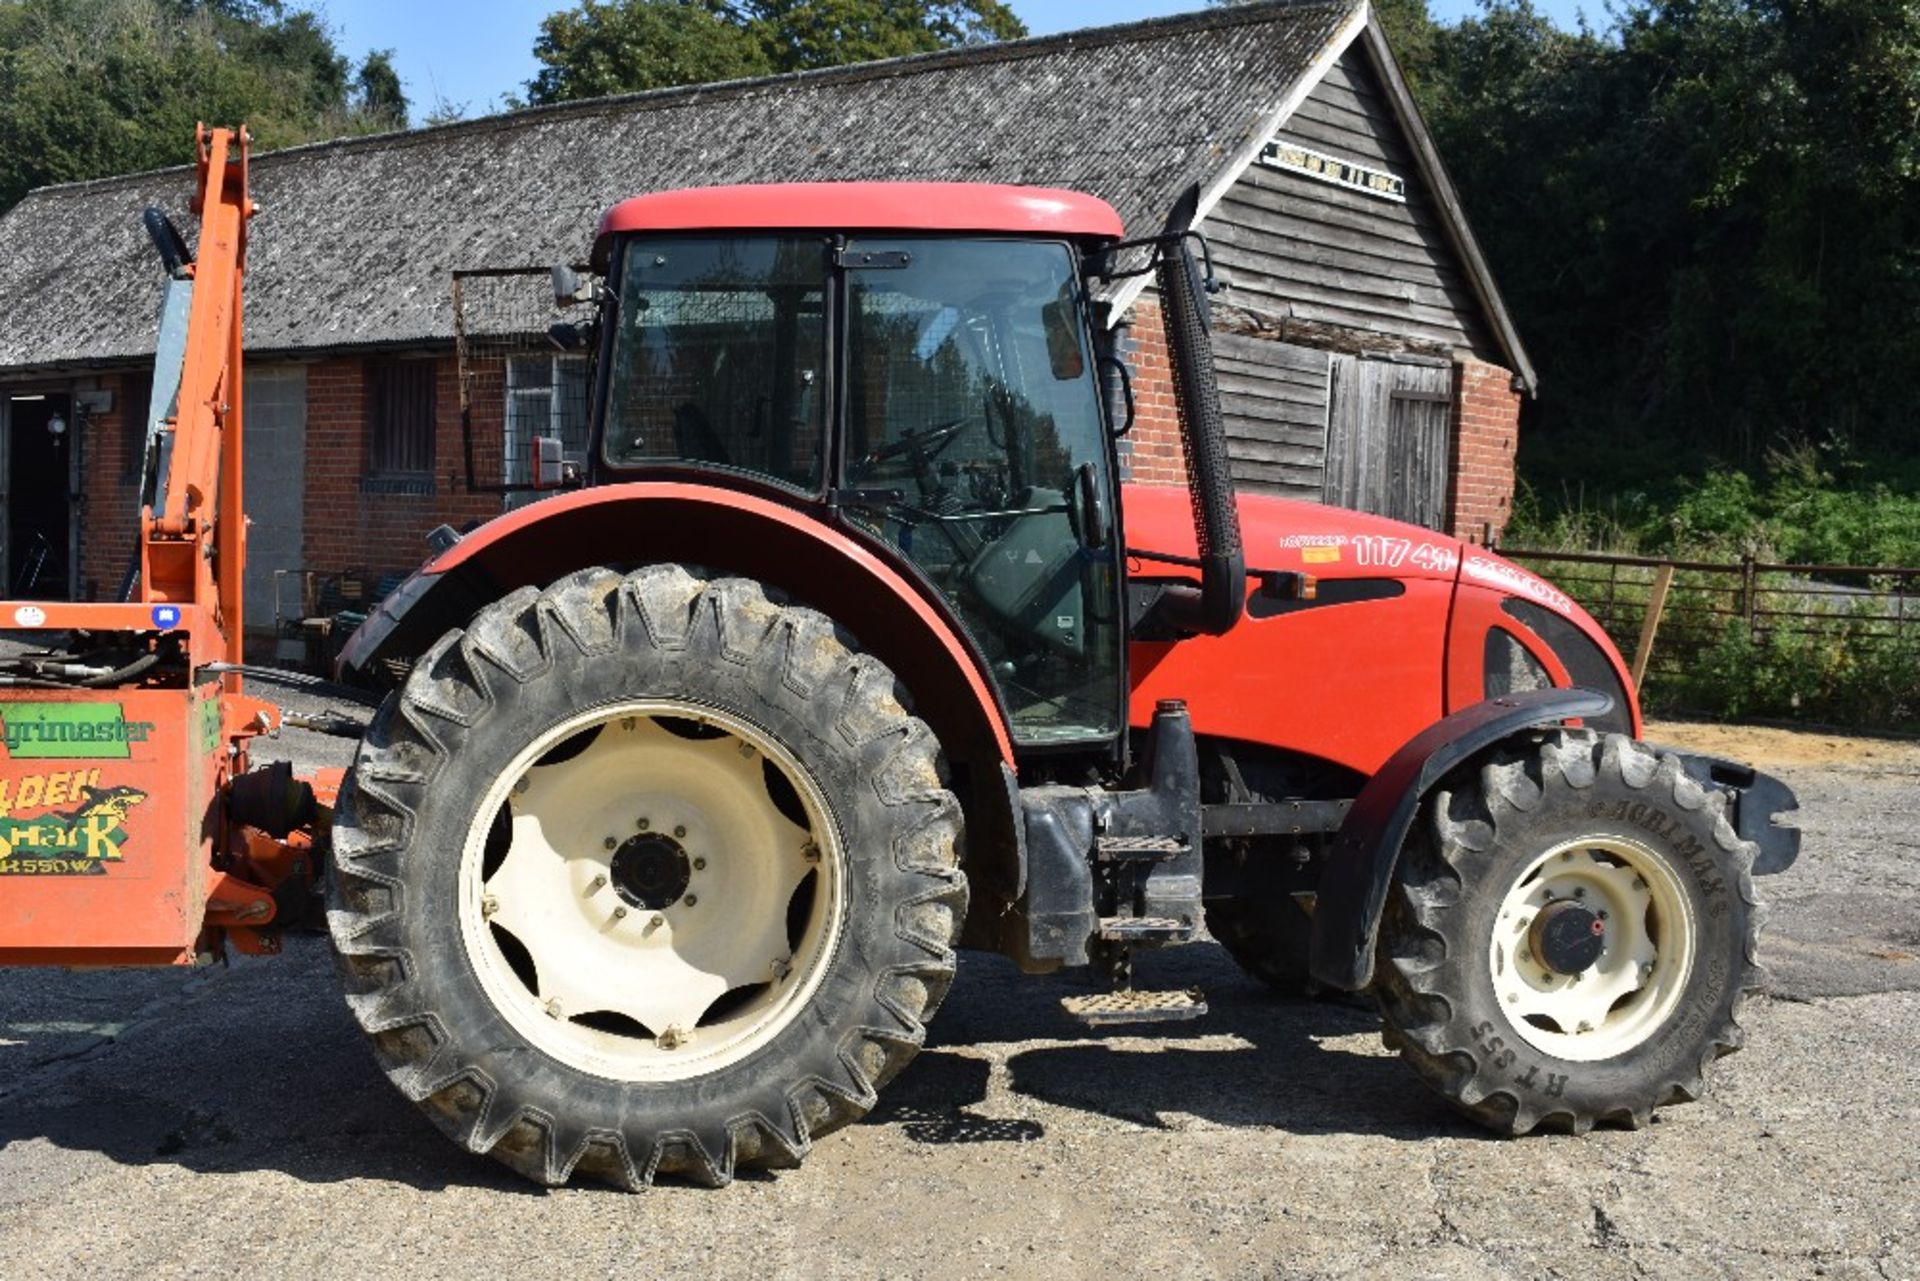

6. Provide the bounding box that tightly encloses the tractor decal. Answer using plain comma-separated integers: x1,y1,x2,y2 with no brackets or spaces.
0,784,148,875
0,702,157,760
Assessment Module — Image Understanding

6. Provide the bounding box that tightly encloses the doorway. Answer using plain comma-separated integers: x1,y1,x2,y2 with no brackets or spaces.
2,392,75,599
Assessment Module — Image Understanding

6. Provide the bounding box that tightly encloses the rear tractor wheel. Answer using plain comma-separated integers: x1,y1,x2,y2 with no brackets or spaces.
1375,730,1763,1134
328,566,967,1186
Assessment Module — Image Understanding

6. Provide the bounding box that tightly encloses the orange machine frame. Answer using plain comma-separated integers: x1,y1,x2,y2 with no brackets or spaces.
0,127,309,967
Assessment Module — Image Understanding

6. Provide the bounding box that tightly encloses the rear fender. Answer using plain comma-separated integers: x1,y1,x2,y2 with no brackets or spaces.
1307,687,1616,992
338,482,1020,893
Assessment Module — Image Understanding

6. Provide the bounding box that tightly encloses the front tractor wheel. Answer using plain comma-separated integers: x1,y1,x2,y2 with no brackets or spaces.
328,567,967,1187
1375,730,1763,1135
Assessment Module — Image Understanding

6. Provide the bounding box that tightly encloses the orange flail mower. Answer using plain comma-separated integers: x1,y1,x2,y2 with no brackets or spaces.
0,127,1802,1188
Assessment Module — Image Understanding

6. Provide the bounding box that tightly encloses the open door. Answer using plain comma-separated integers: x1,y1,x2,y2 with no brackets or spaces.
2,392,75,599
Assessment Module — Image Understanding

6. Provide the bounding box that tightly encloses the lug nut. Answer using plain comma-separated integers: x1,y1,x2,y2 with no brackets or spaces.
802,843,821,864
1573,887,1586,899
738,742,756,759
637,817,651,831
771,957,792,979
513,776,530,795
481,895,499,918
612,906,628,921
658,1025,689,1049
693,857,706,871
587,874,607,894
683,894,698,907
545,999,563,1019
604,836,618,851
1576,1020,1593,1033
650,913,665,929
674,825,687,839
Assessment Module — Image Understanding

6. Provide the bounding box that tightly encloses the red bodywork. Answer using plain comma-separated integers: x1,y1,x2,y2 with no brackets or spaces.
1123,485,1640,776
595,182,1127,247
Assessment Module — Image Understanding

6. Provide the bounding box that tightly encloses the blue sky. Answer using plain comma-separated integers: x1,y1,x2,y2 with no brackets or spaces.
315,0,1597,120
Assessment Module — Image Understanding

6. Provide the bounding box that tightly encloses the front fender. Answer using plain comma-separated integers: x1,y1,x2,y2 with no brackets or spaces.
1307,687,1616,992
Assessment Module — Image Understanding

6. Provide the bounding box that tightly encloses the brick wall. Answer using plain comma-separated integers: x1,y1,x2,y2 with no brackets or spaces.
1448,357,1521,544
1116,298,1188,488
76,374,146,601
302,353,499,577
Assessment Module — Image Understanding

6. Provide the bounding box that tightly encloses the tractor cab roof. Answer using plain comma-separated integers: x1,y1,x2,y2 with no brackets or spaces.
592,182,1125,267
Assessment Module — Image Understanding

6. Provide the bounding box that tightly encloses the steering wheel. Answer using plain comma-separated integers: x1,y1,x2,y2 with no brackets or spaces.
854,417,969,475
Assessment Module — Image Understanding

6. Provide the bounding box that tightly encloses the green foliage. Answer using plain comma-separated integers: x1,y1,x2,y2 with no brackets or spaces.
522,0,1025,104
0,0,409,212
1433,0,1920,492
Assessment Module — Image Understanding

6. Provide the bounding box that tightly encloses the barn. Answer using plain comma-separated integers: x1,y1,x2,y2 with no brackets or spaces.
0,0,1532,641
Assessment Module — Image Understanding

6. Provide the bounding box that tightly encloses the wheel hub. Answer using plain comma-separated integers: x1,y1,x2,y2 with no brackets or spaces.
1530,899,1607,975
611,833,691,909
1488,835,1697,1061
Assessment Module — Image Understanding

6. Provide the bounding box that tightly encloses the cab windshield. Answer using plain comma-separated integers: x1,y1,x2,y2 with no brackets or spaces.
603,234,1121,745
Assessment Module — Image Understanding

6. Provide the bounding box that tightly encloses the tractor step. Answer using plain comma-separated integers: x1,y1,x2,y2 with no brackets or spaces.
1097,915,1195,943
1095,833,1190,861
1061,988,1208,1026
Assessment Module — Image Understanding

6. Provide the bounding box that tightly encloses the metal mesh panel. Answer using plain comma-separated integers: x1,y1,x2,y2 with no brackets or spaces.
452,268,593,506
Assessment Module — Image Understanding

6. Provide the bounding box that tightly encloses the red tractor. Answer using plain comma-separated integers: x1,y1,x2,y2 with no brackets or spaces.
0,142,1798,1188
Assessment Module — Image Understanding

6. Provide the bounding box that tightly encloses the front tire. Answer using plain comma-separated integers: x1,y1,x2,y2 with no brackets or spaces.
1375,730,1763,1135
328,566,967,1186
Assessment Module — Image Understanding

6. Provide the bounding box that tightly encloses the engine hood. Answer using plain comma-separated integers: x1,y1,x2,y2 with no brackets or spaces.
1121,484,1640,733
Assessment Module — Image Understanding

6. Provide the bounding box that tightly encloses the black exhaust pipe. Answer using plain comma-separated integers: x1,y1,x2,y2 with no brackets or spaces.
1154,186,1244,636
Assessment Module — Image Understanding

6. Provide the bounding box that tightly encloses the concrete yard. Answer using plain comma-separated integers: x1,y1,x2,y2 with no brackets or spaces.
0,716,1914,1280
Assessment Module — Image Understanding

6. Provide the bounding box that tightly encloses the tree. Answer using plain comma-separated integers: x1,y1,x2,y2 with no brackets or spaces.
522,0,1026,105
355,48,408,129
0,0,408,213
524,0,769,104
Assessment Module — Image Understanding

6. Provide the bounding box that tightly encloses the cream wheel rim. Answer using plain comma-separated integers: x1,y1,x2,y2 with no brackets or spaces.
1486,834,1696,1062
457,700,844,1082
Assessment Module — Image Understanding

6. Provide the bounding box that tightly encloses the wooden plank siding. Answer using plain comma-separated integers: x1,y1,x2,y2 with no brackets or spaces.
1323,357,1453,528
1204,48,1499,361
1213,331,1330,499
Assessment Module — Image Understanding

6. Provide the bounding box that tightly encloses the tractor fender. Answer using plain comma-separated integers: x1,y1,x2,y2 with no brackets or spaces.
340,479,1015,785
1306,687,1616,992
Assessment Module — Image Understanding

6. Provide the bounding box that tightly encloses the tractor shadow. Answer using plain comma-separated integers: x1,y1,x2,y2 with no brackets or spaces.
868,944,1488,1145
0,938,534,1195
0,936,1477,1192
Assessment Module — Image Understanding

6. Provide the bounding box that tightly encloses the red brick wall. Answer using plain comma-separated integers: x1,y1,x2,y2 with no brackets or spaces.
1117,298,1188,488
1448,357,1522,544
302,354,499,576
76,374,146,601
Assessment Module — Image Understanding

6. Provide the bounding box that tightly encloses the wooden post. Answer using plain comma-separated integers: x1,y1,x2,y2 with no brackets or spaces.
1631,563,1676,692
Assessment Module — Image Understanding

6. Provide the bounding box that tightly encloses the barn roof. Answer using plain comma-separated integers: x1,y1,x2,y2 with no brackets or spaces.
0,0,1531,386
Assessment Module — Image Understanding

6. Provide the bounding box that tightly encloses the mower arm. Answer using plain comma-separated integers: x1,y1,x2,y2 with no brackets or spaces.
1307,688,1614,993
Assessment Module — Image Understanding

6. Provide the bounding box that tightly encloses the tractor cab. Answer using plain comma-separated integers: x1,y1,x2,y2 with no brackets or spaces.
561,183,1229,753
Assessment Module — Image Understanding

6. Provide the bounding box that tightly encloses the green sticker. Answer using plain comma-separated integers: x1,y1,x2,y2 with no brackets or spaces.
194,694,222,757
0,702,156,760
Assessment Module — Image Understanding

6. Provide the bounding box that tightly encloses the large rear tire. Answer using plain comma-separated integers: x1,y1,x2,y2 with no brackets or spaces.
1374,730,1763,1135
328,566,967,1186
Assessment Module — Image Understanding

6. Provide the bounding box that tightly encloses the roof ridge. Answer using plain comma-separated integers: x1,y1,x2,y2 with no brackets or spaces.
4,0,1359,207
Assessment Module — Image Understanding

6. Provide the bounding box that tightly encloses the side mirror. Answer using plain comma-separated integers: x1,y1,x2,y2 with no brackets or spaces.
551,263,597,308
1099,353,1134,438
530,435,581,489
1041,285,1085,380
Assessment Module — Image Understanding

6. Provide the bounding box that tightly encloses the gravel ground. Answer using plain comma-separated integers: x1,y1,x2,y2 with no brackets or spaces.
0,706,1915,1280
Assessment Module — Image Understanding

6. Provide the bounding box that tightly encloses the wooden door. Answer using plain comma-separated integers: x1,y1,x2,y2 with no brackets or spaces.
1323,355,1452,529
